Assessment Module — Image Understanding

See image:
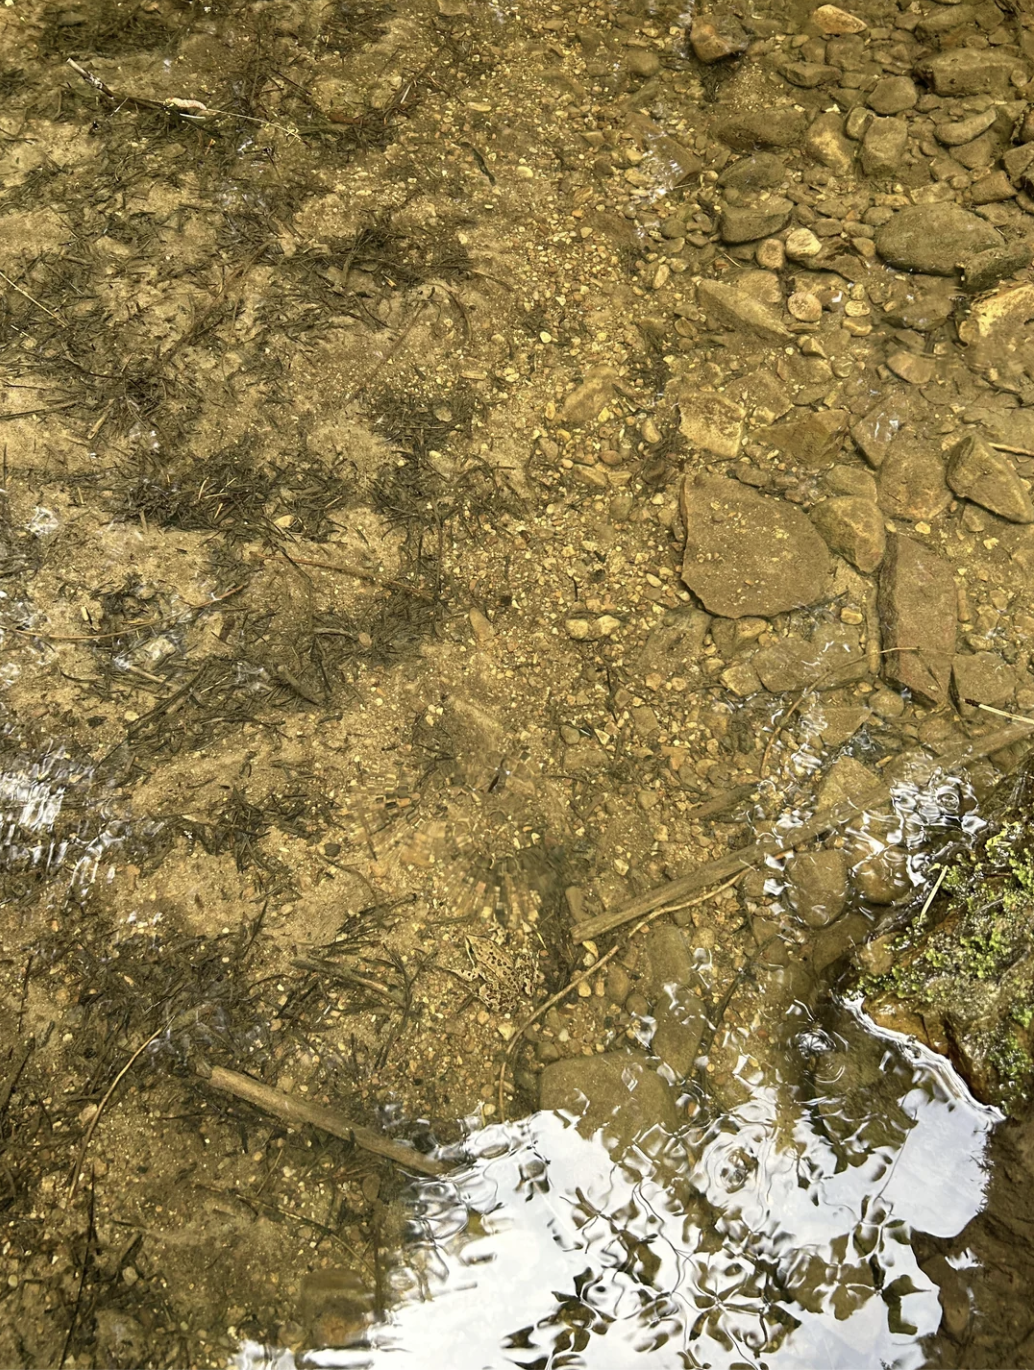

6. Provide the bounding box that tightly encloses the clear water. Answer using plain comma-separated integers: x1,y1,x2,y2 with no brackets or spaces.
236,1003,997,1370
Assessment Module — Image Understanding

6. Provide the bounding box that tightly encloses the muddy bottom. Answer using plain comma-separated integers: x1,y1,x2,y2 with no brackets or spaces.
4,0,1034,1363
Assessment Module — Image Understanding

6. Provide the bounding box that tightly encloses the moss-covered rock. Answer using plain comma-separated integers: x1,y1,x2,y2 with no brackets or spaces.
854,790,1034,1117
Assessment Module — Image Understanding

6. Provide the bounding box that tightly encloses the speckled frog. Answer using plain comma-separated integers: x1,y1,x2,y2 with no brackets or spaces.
459,934,537,1013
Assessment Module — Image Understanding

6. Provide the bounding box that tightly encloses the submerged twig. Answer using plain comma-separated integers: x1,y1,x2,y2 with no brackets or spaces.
200,1064,449,1176
257,551,434,600
0,268,66,325
68,1027,164,1199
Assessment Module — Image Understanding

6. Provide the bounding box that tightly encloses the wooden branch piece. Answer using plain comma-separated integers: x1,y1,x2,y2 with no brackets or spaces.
202,1065,449,1176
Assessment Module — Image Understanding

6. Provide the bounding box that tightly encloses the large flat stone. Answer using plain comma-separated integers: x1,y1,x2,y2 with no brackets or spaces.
680,476,832,619
695,279,790,342
878,535,957,705
676,388,744,458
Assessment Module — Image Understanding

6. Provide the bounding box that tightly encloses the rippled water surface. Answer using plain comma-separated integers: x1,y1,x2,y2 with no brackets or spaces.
238,1006,997,1370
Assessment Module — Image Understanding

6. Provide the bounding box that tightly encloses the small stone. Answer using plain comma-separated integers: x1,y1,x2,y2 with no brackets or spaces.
560,366,620,424
946,433,1034,523
782,61,841,89
875,203,1003,276
1004,141,1034,182
786,850,849,928
811,4,866,34
879,534,957,705
953,651,1016,706
469,608,495,644
810,496,886,572
861,116,908,177
804,702,872,746
845,107,874,141
953,133,998,172
962,242,1034,291
625,48,661,79
822,464,877,500
721,661,762,697
847,833,913,904
851,399,909,468
718,153,787,192
676,388,745,459
935,109,997,148
915,3,978,39
817,755,881,810
788,290,822,322
679,475,832,619
753,631,867,692
756,237,786,269
968,171,1016,206
785,227,822,261
762,409,848,469
690,15,749,63
539,1054,679,1154
868,76,917,115
886,350,935,386
870,686,905,718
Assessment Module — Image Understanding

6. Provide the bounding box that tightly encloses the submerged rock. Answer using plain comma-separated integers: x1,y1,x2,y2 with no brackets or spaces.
675,387,744,458
953,651,1017,707
786,849,848,928
876,439,952,522
916,49,1028,99
539,1053,680,1155
874,203,1003,276
946,434,1034,524
810,496,886,572
679,475,832,619
694,279,790,342
878,535,957,705
715,107,807,150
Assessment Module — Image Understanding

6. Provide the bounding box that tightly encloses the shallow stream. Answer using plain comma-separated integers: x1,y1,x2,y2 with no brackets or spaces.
238,998,997,1369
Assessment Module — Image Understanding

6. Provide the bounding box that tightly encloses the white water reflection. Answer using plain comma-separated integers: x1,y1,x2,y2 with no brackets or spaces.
237,1025,996,1370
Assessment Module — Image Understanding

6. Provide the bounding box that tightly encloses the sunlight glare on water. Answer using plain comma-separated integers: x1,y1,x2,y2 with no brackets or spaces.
236,1013,997,1370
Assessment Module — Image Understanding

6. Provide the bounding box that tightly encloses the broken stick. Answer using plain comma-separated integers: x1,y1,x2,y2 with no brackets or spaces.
201,1065,449,1177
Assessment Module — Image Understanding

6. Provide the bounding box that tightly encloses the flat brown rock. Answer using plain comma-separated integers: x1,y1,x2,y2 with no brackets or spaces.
679,476,832,619
947,434,1034,524
877,440,952,522
878,535,957,705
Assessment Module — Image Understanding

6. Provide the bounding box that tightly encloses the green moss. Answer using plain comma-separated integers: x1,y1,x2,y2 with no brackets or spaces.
989,1032,1033,1115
